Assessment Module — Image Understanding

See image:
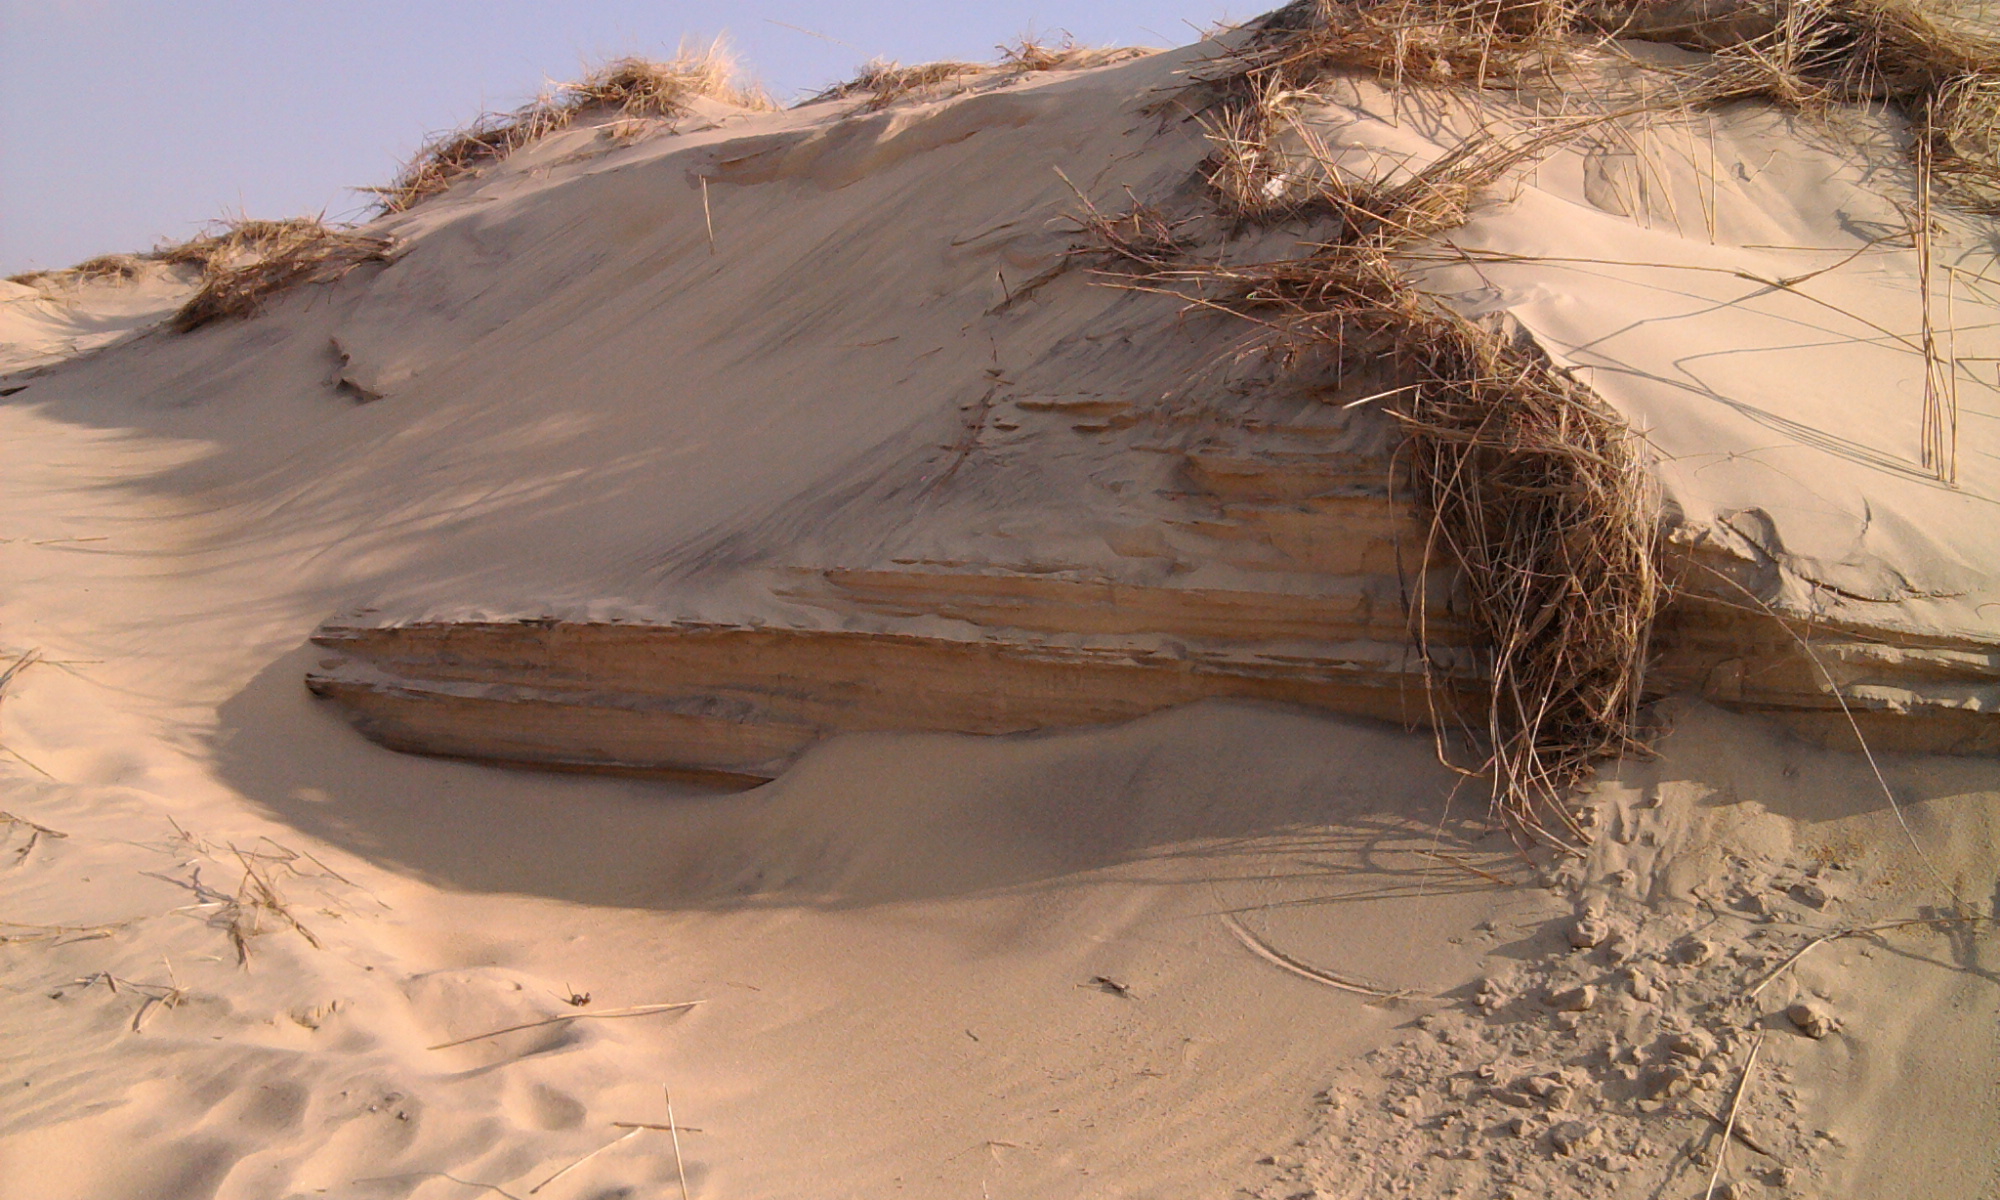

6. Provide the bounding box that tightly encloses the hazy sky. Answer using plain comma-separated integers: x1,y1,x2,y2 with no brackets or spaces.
2,1,1244,275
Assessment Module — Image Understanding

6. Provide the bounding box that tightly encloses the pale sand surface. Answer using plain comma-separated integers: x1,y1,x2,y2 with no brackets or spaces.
2,27,1996,1200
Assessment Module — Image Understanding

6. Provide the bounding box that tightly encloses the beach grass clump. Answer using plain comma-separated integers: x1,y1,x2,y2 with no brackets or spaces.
809,59,988,109
167,218,390,332
1200,1,2000,212
1694,0,2000,210
1232,150,1657,840
9,217,389,332
370,45,772,213
998,36,1156,73
1924,71,2000,210
7,254,146,289
1208,0,1593,99
1095,72,1666,832
812,38,1155,111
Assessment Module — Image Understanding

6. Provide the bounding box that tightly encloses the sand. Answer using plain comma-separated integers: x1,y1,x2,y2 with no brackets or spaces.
2,15,1996,1200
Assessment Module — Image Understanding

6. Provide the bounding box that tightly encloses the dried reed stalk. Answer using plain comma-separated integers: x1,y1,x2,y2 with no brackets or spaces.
1619,0,2000,212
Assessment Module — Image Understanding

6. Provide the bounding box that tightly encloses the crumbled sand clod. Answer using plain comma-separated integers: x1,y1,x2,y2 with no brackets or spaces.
1786,1002,1839,1040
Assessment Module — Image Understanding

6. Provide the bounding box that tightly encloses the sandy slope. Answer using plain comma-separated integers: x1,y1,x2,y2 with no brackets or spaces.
2,24,1997,1200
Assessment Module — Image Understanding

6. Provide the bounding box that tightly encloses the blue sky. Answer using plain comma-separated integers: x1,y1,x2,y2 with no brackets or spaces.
3,1,1243,275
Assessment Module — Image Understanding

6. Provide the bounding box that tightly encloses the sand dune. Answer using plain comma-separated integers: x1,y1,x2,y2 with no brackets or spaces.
2,8,1996,1198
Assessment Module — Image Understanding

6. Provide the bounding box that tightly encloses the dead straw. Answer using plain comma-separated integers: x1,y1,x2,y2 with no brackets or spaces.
810,39,1149,112
810,59,986,109
1087,108,1664,836
370,44,774,213
167,219,390,332
664,1085,691,1200
1701,1030,1765,1200
528,1128,643,1195
1747,913,1997,999
1221,911,1431,998
426,1000,704,1051
1195,1,2000,216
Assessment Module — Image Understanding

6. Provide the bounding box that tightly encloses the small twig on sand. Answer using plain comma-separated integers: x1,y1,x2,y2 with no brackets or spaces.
701,177,715,253
665,1085,692,1200
1748,914,1997,1000
529,1128,643,1195
1220,911,1429,1000
351,1172,524,1199
1416,848,1516,886
2,810,68,865
611,1121,704,1133
0,919,118,945
69,971,185,1031
1703,1031,1766,1200
0,649,41,697
427,1000,704,1051
0,651,51,781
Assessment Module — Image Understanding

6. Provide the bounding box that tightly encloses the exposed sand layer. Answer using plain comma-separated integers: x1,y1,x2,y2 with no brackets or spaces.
255,40,1999,773
1,18,1996,1200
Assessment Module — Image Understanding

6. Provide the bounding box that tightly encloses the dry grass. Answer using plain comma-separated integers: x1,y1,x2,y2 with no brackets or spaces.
370,45,773,213
1203,0,1594,99
157,823,336,966
1923,69,2000,211
6,254,146,289
1195,1,2000,212
1089,88,1665,834
812,38,1154,111
998,36,1156,73
810,58,988,109
167,218,389,332
1,807,67,865
1124,1,1997,827
8,217,388,333
1602,0,2000,211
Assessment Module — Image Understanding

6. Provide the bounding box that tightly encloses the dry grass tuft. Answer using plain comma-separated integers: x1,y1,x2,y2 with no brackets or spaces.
810,58,988,109
7,254,147,289
1204,0,1594,99
999,36,1157,73
167,218,389,332
1067,192,1202,269
1141,0,1993,830
812,39,1153,111
1088,109,1664,836
1696,0,2000,104
8,217,389,331
1922,70,2000,211
1605,0,2000,211
370,44,773,213
1194,1,2000,213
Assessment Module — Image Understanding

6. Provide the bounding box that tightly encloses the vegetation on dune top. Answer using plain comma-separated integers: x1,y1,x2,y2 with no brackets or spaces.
8,217,390,334
809,37,1156,110
366,44,775,214
1219,0,2000,210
